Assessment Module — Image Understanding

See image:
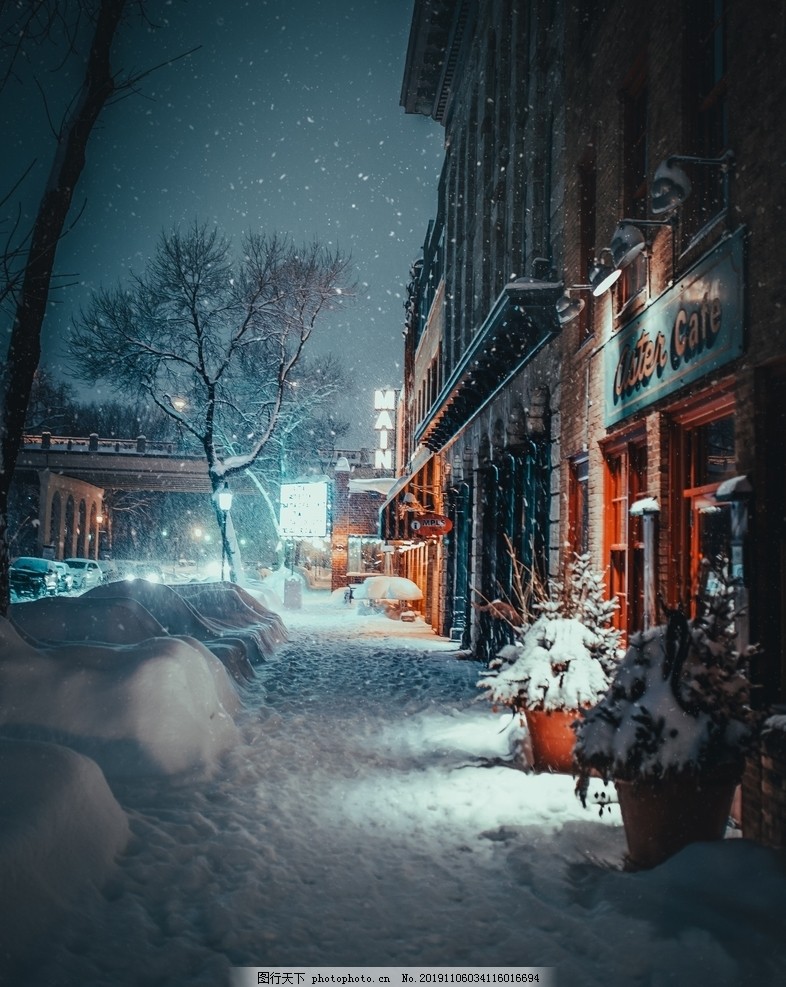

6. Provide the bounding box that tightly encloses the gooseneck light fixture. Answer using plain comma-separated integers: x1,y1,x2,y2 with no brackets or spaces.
556,285,593,326
609,217,676,270
588,247,622,297
650,150,734,214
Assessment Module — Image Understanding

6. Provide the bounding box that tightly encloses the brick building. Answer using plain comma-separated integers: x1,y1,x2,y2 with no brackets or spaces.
329,462,390,594
394,0,786,844
388,0,568,657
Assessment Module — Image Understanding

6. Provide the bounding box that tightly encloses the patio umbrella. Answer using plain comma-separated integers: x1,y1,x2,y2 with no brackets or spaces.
355,575,423,601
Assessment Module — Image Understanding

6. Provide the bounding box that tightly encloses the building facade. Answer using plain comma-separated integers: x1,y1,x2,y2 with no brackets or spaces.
393,0,786,843
388,0,568,659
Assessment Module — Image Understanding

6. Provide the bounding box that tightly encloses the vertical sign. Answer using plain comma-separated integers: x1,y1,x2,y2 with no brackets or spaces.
374,388,397,470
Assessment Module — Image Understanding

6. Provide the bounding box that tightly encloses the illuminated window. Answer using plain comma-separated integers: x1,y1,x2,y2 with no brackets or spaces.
604,438,646,636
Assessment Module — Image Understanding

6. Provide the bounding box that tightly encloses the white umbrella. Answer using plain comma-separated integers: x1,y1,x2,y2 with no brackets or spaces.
356,575,423,601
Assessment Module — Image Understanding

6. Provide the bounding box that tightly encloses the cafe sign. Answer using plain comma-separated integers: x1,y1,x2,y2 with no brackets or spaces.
604,227,745,426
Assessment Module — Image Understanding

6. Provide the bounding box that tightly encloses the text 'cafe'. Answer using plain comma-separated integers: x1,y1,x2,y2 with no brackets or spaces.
600,228,745,620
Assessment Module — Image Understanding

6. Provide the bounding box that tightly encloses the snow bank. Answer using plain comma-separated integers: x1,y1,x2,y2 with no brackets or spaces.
85,579,277,671
0,738,129,979
10,594,167,645
174,581,287,653
0,616,240,779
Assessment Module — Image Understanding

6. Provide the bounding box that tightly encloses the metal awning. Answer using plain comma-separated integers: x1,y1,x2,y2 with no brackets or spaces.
379,447,434,515
378,447,435,541
414,278,563,452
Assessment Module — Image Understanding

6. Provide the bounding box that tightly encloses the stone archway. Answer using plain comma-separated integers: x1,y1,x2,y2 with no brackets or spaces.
38,471,104,560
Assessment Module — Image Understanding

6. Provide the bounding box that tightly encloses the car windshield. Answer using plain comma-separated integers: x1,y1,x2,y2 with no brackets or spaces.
66,560,89,569
13,558,47,571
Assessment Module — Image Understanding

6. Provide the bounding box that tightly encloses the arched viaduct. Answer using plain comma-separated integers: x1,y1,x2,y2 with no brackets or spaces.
16,432,259,560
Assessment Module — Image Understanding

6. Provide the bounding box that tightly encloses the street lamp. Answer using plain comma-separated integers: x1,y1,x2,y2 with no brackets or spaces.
217,482,233,581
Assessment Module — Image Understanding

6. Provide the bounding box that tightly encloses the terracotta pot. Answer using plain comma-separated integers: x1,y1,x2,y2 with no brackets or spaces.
615,765,742,869
524,707,580,773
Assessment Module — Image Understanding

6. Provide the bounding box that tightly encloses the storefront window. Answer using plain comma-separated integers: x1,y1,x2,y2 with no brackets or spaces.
671,405,736,610
604,438,646,636
347,536,383,577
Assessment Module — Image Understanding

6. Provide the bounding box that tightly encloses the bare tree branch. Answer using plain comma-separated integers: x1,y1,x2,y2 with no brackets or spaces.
69,222,355,580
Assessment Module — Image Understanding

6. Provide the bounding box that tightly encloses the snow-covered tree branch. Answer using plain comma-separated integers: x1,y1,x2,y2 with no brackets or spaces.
68,221,354,580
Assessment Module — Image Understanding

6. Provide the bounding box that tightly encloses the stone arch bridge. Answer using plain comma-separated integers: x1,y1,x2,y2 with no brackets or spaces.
15,432,258,560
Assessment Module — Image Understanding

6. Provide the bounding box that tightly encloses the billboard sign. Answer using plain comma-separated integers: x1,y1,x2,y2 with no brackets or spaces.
279,481,329,538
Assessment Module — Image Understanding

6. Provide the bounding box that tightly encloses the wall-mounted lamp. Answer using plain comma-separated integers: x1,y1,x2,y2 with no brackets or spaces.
651,150,734,214
555,285,592,326
609,217,676,271
588,248,621,297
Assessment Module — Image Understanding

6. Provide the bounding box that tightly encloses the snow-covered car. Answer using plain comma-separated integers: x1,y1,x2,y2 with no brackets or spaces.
10,557,59,598
64,557,105,590
114,560,165,583
53,561,74,593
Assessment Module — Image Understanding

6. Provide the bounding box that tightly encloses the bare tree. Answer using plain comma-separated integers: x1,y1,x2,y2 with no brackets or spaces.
0,0,190,613
69,222,353,580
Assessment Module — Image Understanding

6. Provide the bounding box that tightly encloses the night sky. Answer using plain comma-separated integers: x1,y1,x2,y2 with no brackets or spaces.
2,0,444,445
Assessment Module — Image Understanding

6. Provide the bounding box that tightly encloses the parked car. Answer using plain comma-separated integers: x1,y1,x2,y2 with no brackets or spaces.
114,559,164,583
64,557,105,590
10,557,59,599
53,561,74,593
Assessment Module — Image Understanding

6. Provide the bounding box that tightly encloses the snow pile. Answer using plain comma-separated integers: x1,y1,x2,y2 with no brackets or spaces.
0,616,241,779
574,614,757,783
0,738,130,977
10,594,167,645
3,592,786,986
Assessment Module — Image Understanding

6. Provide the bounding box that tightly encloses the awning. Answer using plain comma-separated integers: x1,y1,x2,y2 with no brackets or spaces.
378,447,435,541
378,446,434,515
348,476,398,496
414,278,563,452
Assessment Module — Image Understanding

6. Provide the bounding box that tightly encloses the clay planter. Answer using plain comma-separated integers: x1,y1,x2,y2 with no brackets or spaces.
615,764,742,869
524,708,580,773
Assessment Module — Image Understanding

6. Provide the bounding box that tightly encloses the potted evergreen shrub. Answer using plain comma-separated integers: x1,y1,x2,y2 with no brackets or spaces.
478,553,621,773
573,560,761,869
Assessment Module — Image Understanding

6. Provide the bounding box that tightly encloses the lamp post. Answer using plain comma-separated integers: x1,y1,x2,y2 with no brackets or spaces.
218,482,233,581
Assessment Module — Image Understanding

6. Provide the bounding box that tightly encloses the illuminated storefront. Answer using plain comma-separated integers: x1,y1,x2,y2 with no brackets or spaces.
599,229,745,628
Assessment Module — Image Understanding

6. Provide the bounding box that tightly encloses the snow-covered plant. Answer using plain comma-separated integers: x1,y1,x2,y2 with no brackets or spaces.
574,559,762,806
478,553,621,713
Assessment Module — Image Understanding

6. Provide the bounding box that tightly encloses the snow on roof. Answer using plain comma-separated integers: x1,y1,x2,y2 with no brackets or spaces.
348,476,397,495
715,474,753,501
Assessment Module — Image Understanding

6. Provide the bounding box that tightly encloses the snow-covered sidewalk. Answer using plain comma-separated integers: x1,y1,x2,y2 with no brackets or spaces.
4,587,786,986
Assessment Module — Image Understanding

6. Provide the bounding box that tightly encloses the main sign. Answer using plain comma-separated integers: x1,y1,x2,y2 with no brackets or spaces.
374,388,397,470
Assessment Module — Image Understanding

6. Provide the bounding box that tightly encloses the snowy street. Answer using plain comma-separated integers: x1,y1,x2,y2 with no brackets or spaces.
8,589,786,987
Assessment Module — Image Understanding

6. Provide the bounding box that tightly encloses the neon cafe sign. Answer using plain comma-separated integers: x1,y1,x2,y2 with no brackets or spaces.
374,388,397,470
